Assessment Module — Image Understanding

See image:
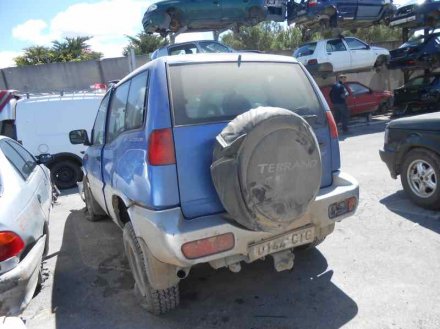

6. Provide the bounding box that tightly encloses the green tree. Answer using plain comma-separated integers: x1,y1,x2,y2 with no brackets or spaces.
14,36,102,66
14,46,54,66
51,36,102,62
123,32,169,56
221,22,303,51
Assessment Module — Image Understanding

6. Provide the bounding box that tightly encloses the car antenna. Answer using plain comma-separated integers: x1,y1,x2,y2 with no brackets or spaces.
238,54,242,67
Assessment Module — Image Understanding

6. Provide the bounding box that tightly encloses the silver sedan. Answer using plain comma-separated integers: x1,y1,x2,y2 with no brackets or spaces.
0,136,52,316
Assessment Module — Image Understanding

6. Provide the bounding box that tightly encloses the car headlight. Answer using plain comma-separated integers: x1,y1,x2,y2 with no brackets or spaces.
147,4,157,12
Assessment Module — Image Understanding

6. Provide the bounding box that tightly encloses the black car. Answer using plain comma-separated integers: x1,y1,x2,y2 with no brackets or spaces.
393,73,440,114
388,32,440,70
389,0,440,29
380,112,440,209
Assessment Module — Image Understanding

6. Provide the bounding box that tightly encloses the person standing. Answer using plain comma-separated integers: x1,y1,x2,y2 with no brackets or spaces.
330,74,350,133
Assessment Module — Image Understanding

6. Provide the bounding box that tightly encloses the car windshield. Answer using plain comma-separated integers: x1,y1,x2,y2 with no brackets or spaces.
168,61,325,126
294,43,317,57
401,34,440,47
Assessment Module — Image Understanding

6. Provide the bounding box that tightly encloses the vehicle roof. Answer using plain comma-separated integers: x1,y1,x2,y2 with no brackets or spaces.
117,53,299,87
16,93,104,104
158,40,225,49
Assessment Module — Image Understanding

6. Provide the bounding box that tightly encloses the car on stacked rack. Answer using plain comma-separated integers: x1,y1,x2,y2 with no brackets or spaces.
293,37,390,73
388,32,440,70
288,0,395,32
389,0,440,29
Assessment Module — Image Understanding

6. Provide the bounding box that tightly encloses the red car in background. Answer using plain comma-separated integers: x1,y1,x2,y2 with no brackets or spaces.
320,82,393,118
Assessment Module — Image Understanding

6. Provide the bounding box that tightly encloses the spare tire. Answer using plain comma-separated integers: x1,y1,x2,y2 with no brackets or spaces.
211,107,322,233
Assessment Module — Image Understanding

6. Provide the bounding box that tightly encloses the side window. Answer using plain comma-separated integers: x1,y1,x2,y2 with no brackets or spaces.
345,38,369,50
169,44,198,55
92,92,111,145
125,71,148,130
0,140,36,180
348,83,370,95
406,77,424,87
106,82,130,143
326,39,347,52
199,41,231,53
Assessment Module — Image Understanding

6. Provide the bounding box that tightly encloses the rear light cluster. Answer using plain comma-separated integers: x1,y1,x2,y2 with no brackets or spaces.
181,233,235,259
328,197,357,219
326,111,339,139
0,231,25,262
308,0,318,7
0,91,13,113
148,128,176,166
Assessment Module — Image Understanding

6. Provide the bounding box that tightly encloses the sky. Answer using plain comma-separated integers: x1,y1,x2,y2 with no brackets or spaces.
0,0,410,69
0,0,211,69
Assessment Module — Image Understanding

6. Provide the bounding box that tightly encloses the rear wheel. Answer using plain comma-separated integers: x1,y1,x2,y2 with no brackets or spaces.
123,222,179,314
50,160,80,189
249,6,265,25
168,9,181,32
401,149,440,210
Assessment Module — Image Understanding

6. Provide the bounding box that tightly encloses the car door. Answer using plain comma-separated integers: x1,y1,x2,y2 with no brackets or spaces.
186,0,222,23
221,0,256,20
0,139,48,239
84,91,111,211
357,0,383,20
344,37,375,69
325,39,352,71
337,0,359,20
347,82,376,115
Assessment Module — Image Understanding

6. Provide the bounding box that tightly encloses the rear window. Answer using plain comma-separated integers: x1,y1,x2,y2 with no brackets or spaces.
294,43,317,57
168,62,324,126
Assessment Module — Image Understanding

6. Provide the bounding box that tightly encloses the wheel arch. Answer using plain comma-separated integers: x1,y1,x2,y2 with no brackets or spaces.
45,152,83,168
396,137,440,175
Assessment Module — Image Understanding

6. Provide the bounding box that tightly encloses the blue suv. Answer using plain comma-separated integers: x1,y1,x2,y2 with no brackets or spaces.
70,53,359,314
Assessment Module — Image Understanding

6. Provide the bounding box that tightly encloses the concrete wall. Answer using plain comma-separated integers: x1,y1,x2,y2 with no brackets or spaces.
0,55,150,93
0,40,405,93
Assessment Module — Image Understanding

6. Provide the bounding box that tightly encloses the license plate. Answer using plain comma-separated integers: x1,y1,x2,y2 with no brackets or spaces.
248,226,315,261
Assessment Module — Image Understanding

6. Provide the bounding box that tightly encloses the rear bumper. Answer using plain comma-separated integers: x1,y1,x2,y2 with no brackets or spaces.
379,149,398,179
0,236,46,316
129,171,359,268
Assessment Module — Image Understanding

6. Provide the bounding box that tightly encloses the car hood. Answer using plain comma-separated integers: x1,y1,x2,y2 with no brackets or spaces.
371,46,390,54
389,112,440,130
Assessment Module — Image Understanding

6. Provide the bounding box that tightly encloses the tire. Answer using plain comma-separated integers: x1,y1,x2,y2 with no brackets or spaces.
83,178,106,222
400,149,440,210
50,160,80,189
211,107,322,233
123,222,179,314
374,56,387,71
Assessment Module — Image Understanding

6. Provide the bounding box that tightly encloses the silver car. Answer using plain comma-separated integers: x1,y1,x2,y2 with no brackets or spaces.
0,136,52,316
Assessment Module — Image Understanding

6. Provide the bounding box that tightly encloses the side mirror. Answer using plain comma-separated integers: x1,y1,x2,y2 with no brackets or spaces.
69,129,91,146
37,153,53,164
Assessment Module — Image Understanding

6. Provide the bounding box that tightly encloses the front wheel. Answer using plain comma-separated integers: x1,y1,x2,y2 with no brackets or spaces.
123,222,179,314
401,149,440,210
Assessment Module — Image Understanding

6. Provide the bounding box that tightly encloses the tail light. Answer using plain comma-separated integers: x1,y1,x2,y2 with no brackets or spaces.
148,128,176,166
0,91,13,113
0,231,25,262
326,111,338,139
181,233,235,259
308,0,318,7
307,59,318,65
406,60,416,65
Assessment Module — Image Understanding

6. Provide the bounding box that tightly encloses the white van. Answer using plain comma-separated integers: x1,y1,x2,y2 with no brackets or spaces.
0,92,103,189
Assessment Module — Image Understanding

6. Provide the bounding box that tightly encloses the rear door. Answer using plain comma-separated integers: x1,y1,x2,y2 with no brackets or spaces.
84,92,111,211
325,39,352,71
357,0,383,19
168,61,334,219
